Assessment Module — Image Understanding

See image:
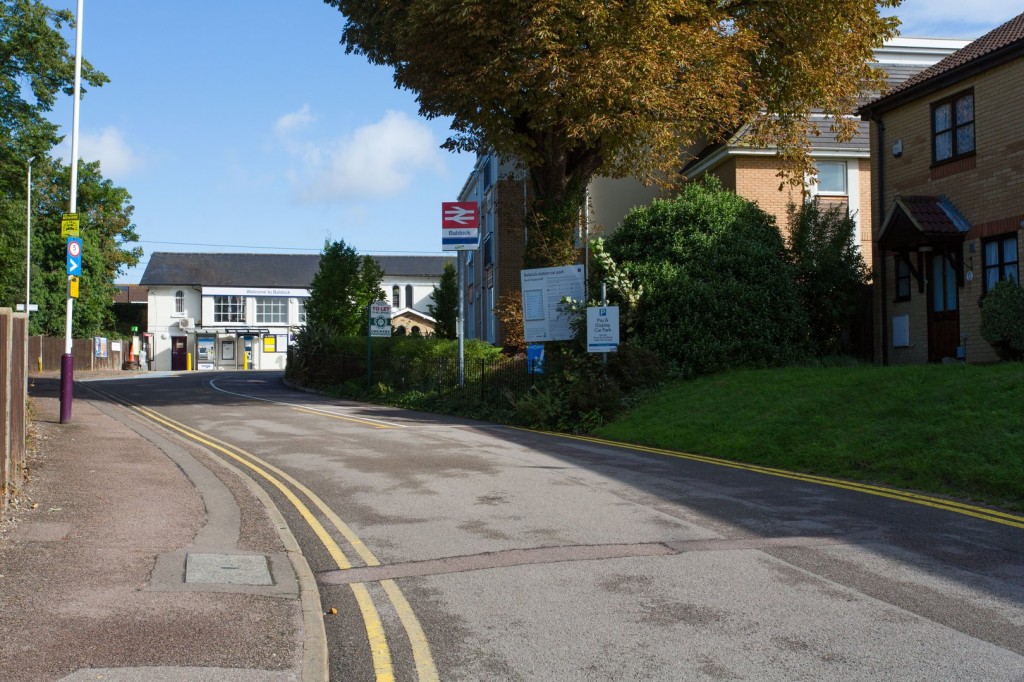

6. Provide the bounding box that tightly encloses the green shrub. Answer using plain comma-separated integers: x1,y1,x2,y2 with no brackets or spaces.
980,280,1024,361
607,177,810,376
785,199,869,357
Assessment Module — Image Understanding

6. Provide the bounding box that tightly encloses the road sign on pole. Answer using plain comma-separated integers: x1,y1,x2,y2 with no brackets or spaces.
61,213,80,238
67,237,82,275
442,201,480,251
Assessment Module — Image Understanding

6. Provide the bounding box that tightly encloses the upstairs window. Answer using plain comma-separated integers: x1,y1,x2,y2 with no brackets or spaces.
405,285,414,309
392,285,400,309
255,297,287,324
984,234,1019,292
174,290,184,314
932,90,975,164
297,299,307,325
213,296,245,323
815,161,847,195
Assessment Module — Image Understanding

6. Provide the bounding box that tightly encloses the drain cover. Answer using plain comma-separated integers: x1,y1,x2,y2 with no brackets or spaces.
185,553,273,586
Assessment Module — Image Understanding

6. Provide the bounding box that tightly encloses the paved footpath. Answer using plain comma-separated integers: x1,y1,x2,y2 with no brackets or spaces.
0,375,326,682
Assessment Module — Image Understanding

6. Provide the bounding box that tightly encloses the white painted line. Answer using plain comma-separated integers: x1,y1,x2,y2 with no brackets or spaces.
207,378,407,428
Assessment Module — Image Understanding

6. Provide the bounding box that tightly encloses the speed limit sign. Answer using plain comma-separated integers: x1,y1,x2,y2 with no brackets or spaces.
67,237,83,275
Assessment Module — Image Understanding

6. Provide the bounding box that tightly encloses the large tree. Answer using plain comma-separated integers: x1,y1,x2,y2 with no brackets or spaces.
305,239,387,337
0,0,108,189
25,158,141,337
325,0,899,266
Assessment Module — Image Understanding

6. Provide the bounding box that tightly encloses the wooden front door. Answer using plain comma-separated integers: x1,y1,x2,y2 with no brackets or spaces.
928,252,959,361
171,336,188,371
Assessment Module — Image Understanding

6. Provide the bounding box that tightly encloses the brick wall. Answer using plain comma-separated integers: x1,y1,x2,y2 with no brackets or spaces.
732,156,803,234
870,57,1024,364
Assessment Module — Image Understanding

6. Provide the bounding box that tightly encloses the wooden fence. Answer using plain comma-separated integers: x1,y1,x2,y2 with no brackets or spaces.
1,308,28,520
2,321,131,520
29,335,129,372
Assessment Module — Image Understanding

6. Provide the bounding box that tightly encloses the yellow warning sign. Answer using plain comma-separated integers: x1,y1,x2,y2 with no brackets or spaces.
61,213,80,238
68,275,80,299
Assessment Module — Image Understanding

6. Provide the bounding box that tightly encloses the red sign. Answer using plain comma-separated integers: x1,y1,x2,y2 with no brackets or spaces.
442,202,479,229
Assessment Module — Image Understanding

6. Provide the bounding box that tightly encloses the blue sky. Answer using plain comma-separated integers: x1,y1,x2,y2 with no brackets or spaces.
42,0,1019,283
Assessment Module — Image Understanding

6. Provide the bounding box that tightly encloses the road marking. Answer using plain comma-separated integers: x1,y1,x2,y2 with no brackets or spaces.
517,429,1024,530
207,378,406,429
81,385,427,681
291,405,395,429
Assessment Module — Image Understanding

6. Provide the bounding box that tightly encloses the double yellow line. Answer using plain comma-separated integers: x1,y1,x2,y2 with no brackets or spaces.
93,388,438,682
523,429,1024,530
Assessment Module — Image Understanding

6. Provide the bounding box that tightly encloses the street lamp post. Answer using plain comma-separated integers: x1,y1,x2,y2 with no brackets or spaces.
59,0,84,424
26,156,34,328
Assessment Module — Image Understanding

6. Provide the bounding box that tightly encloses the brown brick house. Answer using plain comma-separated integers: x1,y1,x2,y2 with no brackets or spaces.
683,38,967,266
859,14,1024,364
457,40,965,348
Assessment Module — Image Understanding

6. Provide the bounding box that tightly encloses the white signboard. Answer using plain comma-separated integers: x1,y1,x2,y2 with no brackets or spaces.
521,265,586,342
369,301,393,337
587,306,620,353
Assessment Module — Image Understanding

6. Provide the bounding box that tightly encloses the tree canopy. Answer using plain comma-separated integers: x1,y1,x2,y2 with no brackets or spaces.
0,0,108,185
0,0,139,337
325,0,900,265
305,239,387,337
427,261,458,339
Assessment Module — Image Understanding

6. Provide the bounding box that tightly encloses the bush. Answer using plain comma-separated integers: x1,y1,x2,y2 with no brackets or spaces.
511,342,666,432
785,199,869,357
980,279,1024,361
607,177,810,376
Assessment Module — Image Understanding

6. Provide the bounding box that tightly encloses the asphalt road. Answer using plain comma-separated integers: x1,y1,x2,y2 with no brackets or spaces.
84,370,1024,681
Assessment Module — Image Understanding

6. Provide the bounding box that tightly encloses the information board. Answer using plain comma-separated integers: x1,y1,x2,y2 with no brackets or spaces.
520,265,585,343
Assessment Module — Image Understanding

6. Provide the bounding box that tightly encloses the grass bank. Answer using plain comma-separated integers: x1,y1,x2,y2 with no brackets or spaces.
592,362,1024,509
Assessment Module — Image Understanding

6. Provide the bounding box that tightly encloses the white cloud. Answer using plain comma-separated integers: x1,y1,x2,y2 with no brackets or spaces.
891,0,1017,37
77,127,143,177
56,127,144,178
287,110,444,202
275,104,315,135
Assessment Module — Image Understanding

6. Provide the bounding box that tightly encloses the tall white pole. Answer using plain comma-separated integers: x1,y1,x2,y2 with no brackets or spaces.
26,157,33,328
458,252,465,388
66,0,84,352
60,0,84,424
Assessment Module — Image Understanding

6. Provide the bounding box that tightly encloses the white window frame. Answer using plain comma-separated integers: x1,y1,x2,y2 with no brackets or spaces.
255,296,288,324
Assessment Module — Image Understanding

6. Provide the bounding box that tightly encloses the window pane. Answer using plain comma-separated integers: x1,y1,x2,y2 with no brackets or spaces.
985,266,1000,291
1006,265,1019,284
256,297,287,324
933,103,952,131
1003,237,1018,265
957,123,975,154
816,161,846,193
985,240,999,264
955,95,973,124
935,131,953,161
945,260,957,311
932,256,944,310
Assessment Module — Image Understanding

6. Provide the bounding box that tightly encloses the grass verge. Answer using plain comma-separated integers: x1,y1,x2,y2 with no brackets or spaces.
592,362,1024,510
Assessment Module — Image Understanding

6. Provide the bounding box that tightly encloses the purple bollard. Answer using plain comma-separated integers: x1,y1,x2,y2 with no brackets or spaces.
59,353,73,423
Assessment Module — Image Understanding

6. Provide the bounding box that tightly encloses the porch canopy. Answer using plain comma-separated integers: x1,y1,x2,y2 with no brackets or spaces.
878,195,970,291
877,195,970,252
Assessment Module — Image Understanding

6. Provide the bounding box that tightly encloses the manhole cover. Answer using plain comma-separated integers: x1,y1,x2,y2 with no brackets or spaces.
185,553,273,586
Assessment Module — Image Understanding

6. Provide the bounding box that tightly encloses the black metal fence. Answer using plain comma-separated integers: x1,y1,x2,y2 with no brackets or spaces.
292,352,542,403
